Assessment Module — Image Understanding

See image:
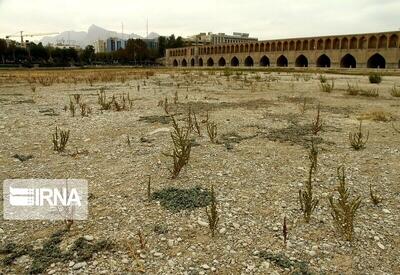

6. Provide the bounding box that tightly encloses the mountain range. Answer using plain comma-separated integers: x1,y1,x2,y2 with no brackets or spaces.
40,24,160,47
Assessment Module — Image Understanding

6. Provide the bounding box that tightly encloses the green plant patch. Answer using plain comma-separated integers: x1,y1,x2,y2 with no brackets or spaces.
152,186,211,212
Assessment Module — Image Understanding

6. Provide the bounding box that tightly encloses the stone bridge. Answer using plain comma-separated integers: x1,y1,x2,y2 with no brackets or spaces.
166,31,400,69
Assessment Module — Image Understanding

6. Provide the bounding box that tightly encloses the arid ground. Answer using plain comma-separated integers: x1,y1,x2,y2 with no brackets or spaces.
0,68,399,274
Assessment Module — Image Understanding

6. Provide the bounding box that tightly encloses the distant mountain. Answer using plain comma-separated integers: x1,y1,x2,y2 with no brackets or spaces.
40,24,160,47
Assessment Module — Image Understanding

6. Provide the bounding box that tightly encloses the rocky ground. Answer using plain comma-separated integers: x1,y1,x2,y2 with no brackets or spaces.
0,68,399,274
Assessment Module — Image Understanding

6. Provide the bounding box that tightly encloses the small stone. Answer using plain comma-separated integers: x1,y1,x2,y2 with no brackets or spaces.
0,228,4,234
201,264,210,270
232,223,240,229
168,239,174,247
69,261,75,267
84,235,94,241
382,209,390,214
48,270,56,275
219,228,226,234
374,236,380,241
198,220,208,227
272,226,279,231
211,267,217,272
308,250,317,257
122,258,129,264
262,261,270,269
154,252,163,257
73,262,87,270
377,242,385,250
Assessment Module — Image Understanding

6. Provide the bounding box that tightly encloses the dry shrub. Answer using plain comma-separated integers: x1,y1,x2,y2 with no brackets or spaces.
329,166,361,241
358,110,392,122
349,121,369,150
164,116,192,179
52,126,70,152
390,84,400,97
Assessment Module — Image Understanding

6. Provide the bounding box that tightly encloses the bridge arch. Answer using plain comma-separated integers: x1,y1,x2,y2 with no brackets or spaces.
295,55,308,67
378,35,387,48
271,42,276,51
332,38,339,49
359,37,367,49
277,55,288,67
191,58,195,67
181,59,187,67
289,41,295,51
341,38,349,49
316,54,331,67
250,44,254,52
367,53,386,68
255,43,259,52
283,41,288,51
325,39,331,50
350,37,357,49
231,56,239,67
296,40,301,50
368,36,377,48
389,34,398,48
259,56,270,67
244,56,254,67
218,57,226,67
207,57,214,67
340,54,356,68
266,43,270,51
310,40,315,50
302,40,309,50
277,42,282,51
260,43,265,52
240,45,244,52
317,39,323,50
199,58,203,67
173,59,178,67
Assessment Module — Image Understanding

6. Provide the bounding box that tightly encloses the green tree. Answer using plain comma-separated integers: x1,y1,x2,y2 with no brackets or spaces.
0,39,7,64
158,36,166,57
81,45,95,64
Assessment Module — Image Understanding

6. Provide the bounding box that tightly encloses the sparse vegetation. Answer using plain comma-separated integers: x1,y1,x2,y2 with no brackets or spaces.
299,141,319,223
52,126,70,152
329,166,362,241
318,74,327,83
152,186,211,212
311,104,323,135
205,185,219,237
369,73,382,84
164,116,192,178
390,84,400,97
369,184,382,206
206,121,218,143
346,83,360,95
349,121,369,150
359,88,379,97
319,80,335,93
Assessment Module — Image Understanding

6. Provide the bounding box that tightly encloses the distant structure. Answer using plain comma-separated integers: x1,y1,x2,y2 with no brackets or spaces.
186,32,258,45
143,38,159,49
93,40,106,53
167,31,400,69
106,37,127,52
92,37,158,53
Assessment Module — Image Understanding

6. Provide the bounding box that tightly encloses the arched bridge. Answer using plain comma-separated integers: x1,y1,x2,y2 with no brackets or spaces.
166,31,400,69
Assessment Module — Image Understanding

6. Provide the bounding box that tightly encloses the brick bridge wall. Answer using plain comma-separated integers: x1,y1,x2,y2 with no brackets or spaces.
166,31,400,69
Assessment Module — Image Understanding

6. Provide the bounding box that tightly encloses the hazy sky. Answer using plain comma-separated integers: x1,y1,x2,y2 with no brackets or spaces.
0,0,399,40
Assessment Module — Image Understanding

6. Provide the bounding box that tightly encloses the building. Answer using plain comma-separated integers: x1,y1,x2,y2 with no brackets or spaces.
93,40,106,53
143,38,159,50
186,32,258,45
106,37,127,52
166,30,400,69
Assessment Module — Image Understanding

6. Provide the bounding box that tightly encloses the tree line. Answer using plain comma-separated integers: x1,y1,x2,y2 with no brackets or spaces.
0,34,185,67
